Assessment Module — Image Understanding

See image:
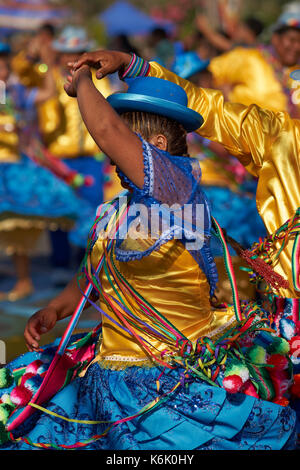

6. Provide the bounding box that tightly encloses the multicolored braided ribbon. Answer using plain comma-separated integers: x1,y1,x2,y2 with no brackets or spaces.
9,206,297,449
243,208,300,293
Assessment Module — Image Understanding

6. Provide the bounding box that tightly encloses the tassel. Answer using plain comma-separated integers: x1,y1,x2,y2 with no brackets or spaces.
220,229,289,292
240,250,289,292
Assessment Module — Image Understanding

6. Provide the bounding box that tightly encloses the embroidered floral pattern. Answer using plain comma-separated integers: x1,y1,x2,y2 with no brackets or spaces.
2,363,297,450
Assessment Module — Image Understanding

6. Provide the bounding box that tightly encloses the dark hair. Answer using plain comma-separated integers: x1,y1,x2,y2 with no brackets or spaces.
274,25,300,36
244,17,264,37
151,27,168,40
39,23,56,37
110,34,140,56
0,51,10,59
121,111,189,157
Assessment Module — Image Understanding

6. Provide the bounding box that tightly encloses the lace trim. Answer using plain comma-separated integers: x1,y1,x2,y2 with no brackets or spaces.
206,310,237,339
145,140,154,196
198,243,219,296
97,355,159,370
117,136,153,197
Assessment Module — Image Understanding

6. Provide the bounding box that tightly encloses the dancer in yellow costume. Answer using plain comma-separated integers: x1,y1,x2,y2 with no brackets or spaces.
207,12,300,118
14,27,114,275
0,41,68,301
0,39,106,301
90,50,298,300
0,55,298,450
171,51,267,302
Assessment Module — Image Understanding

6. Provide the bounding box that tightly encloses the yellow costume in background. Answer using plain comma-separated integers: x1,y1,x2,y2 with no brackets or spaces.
0,114,19,164
0,79,82,255
209,47,299,116
13,52,120,201
11,50,45,89
37,68,111,159
0,82,41,254
147,61,300,299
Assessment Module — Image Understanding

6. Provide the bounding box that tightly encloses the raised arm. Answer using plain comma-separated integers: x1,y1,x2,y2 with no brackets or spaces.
24,275,92,351
146,61,288,177
69,50,291,177
64,65,144,188
196,13,233,52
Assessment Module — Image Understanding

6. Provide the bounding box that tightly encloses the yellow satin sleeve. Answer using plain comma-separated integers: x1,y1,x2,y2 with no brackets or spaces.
148,61,300,298
0,114,19,162
11,51,44,88
38,69,112,158
90,237,236,364
209,47,288,112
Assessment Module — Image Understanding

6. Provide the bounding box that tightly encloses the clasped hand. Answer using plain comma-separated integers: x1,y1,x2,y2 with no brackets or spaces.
64,50,131,97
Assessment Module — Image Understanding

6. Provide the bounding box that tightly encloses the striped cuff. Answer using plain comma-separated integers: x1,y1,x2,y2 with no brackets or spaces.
120,53,150,80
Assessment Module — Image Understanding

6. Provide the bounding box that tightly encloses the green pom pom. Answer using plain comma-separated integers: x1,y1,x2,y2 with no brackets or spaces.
247,364,275,401
0,368,13,389
0,421,9,445
224,359,250,382
0,403,12,425
246,345,267,364
0,394,14,409
94,152,105,162
72,174,85,187
267,337,290,355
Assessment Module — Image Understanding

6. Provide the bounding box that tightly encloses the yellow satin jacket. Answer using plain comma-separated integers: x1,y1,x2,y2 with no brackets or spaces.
0,113,19,163
12,51,112,158
38,69,112,159
209,47,299,115
147,61,300,299
11,51,45,89
90,236,235,365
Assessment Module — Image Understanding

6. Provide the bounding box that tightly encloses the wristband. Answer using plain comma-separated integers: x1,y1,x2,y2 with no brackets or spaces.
201,138,211,148
120,53,150,80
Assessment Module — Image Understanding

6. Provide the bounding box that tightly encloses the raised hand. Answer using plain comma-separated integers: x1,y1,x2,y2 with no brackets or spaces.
69,50,132,79
64,65,92,98
24,307,58,352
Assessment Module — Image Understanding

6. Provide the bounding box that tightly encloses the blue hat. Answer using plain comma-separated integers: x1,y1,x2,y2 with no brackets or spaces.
273,12,300,32
53,26,94,53
290,69,300,81
172,51,210,79
0,42,10,54
107,77,204,132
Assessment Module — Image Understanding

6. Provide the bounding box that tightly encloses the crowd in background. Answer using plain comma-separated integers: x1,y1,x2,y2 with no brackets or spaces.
0,1,299,303
1,0,300,452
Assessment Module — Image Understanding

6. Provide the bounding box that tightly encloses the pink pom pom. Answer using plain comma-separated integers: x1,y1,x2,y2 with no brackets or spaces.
25,360,43,375
267,354,289,370
20,372,35,386
240,380,259,398
269,370,290,399
223,375,243,393
291,374,300,398
10,385,33,407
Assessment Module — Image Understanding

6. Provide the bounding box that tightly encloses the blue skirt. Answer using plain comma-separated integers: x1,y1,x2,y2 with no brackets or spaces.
0,155,98,248
204,186,267,255
0,341,297,451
